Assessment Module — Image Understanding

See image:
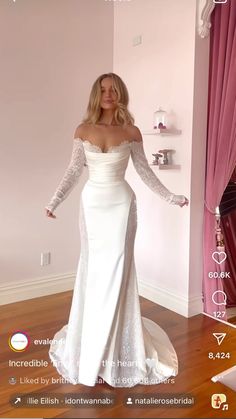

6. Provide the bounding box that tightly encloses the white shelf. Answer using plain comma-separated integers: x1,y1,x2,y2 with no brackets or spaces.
142,128,182,135
150,164,181,170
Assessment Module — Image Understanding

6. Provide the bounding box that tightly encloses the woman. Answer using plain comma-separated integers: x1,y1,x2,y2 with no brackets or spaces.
45,72,189,388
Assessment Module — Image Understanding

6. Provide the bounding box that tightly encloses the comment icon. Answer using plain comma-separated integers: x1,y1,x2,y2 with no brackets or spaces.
212,290,227,306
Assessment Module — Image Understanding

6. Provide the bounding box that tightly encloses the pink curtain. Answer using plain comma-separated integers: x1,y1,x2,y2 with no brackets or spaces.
220,166,236,307
221,210,236,307
203,0,236,318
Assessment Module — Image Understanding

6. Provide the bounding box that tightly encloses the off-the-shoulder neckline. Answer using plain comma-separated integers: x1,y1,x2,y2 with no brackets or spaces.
73,137,141,153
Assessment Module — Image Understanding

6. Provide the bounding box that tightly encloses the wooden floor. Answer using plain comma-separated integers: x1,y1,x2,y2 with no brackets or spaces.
228,315,236,325
0,291,236,418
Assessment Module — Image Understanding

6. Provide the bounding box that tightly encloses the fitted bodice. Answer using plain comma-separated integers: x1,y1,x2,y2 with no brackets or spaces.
83,140,132,184
45,137,186,214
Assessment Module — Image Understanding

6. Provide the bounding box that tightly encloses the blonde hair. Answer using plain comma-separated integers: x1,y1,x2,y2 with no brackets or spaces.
82,73,135,126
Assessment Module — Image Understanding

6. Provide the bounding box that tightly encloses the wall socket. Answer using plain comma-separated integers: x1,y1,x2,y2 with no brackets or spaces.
133,35,142,46
41,252,51,266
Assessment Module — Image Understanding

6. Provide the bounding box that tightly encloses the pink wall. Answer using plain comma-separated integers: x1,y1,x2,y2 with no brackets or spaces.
113,0,207,316
1,0,113,299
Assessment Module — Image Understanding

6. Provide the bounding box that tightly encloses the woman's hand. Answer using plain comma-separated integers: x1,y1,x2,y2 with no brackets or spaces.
45,208,56,218
178,197,189,208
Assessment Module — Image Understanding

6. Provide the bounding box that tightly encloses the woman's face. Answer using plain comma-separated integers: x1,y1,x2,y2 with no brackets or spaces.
100,77,118,110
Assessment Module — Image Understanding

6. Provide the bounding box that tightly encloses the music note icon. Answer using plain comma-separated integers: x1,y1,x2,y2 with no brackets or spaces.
211,394,227,409
222,404,228,410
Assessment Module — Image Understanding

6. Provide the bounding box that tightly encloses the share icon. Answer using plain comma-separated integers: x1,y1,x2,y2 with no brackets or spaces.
213,333,227,346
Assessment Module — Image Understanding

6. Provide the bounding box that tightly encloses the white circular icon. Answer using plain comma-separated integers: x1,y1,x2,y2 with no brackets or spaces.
9,331,30,352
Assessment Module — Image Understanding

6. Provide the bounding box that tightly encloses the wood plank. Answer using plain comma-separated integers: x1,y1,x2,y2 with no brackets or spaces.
0,291,235,418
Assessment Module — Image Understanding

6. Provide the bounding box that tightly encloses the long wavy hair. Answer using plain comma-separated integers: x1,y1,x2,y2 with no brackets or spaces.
82,73,135,126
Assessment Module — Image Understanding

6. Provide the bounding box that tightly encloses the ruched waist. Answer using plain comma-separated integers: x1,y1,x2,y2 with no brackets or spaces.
84,147,131,186
87,176,126,186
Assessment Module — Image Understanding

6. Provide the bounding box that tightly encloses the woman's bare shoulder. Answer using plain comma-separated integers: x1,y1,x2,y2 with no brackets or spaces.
74,123,91,140
126,125,143,142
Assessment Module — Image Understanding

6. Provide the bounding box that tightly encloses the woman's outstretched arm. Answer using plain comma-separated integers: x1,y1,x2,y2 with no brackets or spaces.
45,138,86,215
130,128,188,206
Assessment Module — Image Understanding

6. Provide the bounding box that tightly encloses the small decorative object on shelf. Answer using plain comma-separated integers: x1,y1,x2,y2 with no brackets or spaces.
152,153,163,165
153,107,167,129
158,149,173,165
150,149,180,169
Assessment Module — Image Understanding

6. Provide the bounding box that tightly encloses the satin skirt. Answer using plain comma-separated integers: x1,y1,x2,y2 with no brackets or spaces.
49,179,178,387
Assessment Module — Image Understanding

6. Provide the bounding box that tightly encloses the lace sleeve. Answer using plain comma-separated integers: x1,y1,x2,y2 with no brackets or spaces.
130,141,186,205
45,138,86,213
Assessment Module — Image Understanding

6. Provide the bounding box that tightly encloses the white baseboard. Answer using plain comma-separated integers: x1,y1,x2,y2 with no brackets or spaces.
0,274,203,318
138,279,203,318
0,273,76,306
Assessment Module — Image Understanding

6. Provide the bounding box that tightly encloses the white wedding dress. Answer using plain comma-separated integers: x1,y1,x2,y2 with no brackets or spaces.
45,137,185,388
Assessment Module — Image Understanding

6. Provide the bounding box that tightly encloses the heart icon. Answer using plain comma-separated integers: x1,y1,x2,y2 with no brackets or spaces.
212,251,227,265
146,358,156,369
